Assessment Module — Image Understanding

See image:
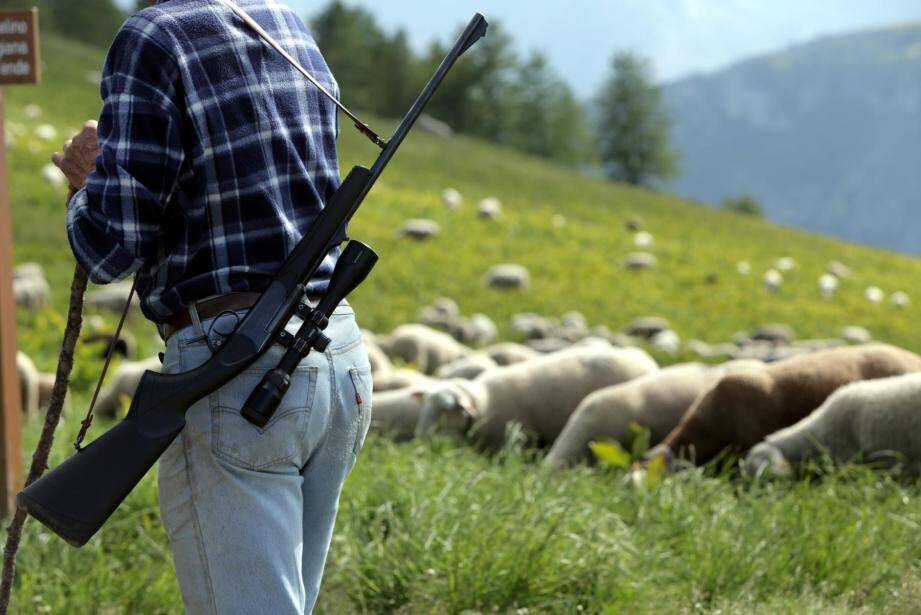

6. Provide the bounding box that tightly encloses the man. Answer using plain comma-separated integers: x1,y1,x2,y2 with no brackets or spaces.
52,1,372,613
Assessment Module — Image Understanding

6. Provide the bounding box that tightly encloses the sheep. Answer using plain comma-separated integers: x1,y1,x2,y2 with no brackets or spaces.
37,372,56,410
17,352,39,417
525,337,571,354
41,163,67,188
95,356,162,418
650,330,680,355
621,252,657,270
361,331,392,376
419,297,460,330
546,361,763,470
482,342,539,366
396,219,440,240
23,104,41,119
864,286,885,304
477,197,502,220
485,264,530,291
85,280,142,316
510,313,554,340
626,316,669,340
750,324,794,345
736,261,751,275
415,346,659,451
441,188,463,210
890,291,910,308
372,368,434,393
377,324,472,375
435,353,498,380
840,326,872,344
817,274,839,299
13,276,50,310
551,214,566,229
763,269,783,292
450,313,498,347
34,124,58,141
827,260,851,279
643,344,921,468
633,231,654,249
625,216,643,231
774,256,796,272
82,329,138,360
744,373,921,476
369,386,435,442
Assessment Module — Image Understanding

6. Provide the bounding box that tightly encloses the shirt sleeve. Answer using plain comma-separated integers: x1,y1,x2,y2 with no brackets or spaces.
66,14,185,285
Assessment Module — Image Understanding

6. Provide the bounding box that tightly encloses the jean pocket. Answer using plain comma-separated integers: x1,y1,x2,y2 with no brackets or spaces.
348,365,373,455
210,365,319,471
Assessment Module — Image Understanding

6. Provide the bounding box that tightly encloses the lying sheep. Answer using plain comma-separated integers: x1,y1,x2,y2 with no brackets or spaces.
644,344,921,468
435,353,498,380
744,373,921,476
415,346,659,452
372,367,433,393
95,356,162,418
17,352,39,417
377,324,472,375
486,264,530,291
545,361,762,470
396,219,440,240
482,342,539,366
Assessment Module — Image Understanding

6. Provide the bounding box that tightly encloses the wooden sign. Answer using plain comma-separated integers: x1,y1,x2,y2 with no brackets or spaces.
0,8,40,86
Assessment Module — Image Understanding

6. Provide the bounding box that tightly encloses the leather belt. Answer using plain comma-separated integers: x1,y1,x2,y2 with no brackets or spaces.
162,292,263,341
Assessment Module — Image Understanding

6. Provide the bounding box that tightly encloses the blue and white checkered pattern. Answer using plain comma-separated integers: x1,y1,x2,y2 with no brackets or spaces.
66,0,342,323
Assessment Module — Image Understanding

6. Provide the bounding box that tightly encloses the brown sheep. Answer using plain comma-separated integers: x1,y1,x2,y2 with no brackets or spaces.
645,343,921,467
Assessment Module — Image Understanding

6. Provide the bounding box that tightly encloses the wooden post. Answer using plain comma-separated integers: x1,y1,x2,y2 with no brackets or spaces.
0,90,22,519
0,8,41,518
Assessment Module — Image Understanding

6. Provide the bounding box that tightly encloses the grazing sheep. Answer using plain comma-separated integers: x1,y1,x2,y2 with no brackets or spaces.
415,346,659,451
651,330,680,355
626,317,669,340
633,231,654,249
890,291,910,308
840,326,872,344
817,274,839,299
685,340,736,359
86,280,142,315
369,386,434,442
486,264,530,291
744,373,921,476
482,342,539,366
865,286,885,304
621,252,657,270
396,219,440,240
441,188,463,210
750,324,794,345
827,260,851,279
82,329,138,360
645,344,921,467
419,297,461,330
435,353,498,380
763,269,783,292
546,361,762,470
736,261,751,275
477,197,502,220
17,352,39,417
511,313,554,340
95,356,162,418
775,257,796,272
377,324,472,375
372,368,433,393
450,313,497,347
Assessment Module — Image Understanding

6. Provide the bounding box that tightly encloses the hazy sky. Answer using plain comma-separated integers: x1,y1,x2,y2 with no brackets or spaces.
123,1,921,97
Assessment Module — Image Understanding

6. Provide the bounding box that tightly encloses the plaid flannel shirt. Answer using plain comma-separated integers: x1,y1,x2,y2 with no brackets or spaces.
66,0,342,323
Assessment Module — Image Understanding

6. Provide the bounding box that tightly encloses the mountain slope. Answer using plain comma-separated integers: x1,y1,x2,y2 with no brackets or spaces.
663,23,921,254
5,34,921,373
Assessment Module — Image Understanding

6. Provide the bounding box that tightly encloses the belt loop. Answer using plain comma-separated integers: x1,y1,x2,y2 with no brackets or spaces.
188,301,206,338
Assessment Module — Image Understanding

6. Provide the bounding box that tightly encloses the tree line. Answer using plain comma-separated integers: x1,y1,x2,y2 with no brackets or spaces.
6,0,681,187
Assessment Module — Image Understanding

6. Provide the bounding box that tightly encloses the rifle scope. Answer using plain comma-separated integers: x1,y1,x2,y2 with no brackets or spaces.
241,240,378,427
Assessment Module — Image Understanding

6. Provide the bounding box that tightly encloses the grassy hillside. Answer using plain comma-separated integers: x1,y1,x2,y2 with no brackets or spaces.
3,34,921,613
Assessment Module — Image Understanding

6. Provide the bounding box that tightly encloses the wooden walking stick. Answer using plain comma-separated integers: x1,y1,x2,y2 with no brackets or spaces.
0,187,88,614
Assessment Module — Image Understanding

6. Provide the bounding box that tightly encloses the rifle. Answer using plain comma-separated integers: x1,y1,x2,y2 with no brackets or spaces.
17,10,488,548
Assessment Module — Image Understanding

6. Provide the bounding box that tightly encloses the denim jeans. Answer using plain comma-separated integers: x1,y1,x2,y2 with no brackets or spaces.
157,301,372,614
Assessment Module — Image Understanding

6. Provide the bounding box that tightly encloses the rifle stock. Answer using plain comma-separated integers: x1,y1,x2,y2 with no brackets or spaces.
17,12,488,548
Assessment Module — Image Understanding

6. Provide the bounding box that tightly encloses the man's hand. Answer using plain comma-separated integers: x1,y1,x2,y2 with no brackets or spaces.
52,121,99,192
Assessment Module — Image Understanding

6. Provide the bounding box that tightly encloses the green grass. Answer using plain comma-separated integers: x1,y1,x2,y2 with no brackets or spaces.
3,34,921,613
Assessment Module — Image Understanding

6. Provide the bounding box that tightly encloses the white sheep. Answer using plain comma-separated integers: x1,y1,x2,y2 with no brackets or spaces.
377,324,472,375
650,330,680,355
864,286,885,304
763,269,783,292
372,367,434,393
435,353,498,380
13,276,50,310
361,331,392,376
396,219,440,240
827,260,851,279
744,373,921,476
551,214,567,229
86,280,143,316
441,188,462,210
415,346,659,451
817,274,838,299
633,231,654,249
95,355,162,418
890,291,910,308
736,261,751,275
23,104,42,119
41,163,66,188
621,252,657,270
451,313,498,347
477,197,502,220
34,124,58,141
775,256,796,272
546,360,762,470
485,264,530,291
840,326,872,344
369,386,436,442
510,313,554,340
482,342,539,366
